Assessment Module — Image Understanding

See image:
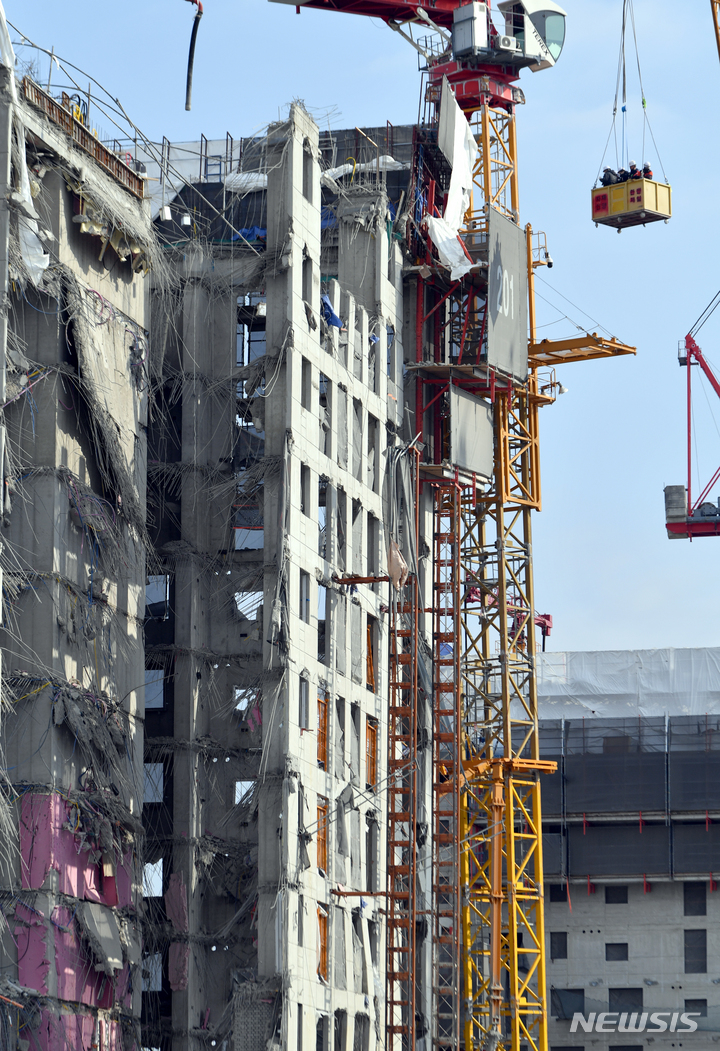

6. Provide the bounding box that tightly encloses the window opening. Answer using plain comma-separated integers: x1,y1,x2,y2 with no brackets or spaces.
300,570,310,623
319,373,331,457
143,859,163,897
337,488,347,571
142,952,162,992
550,931,567,959
235,780,254,804
300,464,311,516
145,668,164,709
301,357,312,409
366,718,377,790
145,575,169,621
318,585,327,664
684,881,707,916
319,479,328,559
317,907,328,981
317,796,328,874
144,763,164,804
300,676,310,729
318,694,328,769
684,929,707,973
366,616,377,693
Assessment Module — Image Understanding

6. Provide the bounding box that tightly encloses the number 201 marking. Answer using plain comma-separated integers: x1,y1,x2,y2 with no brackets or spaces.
496,265,514,320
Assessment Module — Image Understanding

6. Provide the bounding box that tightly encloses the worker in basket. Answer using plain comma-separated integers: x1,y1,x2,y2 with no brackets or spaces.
629,160,642,179
601,166,619,186
643,162,653,178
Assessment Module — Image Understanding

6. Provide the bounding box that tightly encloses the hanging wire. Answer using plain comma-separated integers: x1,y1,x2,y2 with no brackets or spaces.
597,0,668,184
689,290,720,338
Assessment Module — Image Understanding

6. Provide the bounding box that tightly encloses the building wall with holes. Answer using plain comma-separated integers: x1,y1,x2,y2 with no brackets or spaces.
0,88,152,1050
248,103,408,1051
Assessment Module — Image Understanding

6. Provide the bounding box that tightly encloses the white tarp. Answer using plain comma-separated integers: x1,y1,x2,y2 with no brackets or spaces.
322,155,409,184
438,76,479,229
224,171,268,194
537,648,720,718
425,215,474,281
0,3,49,286
425,77,479,280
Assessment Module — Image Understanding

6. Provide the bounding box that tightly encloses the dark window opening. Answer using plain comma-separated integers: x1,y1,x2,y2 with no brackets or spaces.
302,140,313,203
301,357,312,410
684,929,707,973
319,479,328,560
300,464,311,517
608,988,643,1013
685,998,708,1017
684,881,707,916
605,885,628,904
550,931,567,959
300,570,310,623
550,989,584,1020
549,884,568,903
318,585,327,664
605,943,628,961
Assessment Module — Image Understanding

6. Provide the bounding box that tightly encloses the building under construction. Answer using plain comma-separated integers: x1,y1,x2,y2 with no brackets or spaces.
1,3,713,1051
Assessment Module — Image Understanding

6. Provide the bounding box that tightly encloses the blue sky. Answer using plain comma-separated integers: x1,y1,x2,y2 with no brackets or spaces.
8,0,720,653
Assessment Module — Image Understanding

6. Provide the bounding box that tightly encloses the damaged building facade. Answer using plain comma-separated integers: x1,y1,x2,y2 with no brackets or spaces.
0,32,154,1051
0,17,545,1051
141,108,423,1051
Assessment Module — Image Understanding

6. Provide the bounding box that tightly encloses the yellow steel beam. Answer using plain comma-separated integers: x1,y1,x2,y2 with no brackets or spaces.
529,332,636,368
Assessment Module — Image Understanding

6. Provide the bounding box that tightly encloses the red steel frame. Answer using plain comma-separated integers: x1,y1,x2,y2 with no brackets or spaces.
386,452,421,1051
667,333,720,538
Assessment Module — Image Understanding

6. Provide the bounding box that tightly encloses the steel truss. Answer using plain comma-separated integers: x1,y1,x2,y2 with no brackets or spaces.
399,63,633,1051
418,87,552,1051
387,458,422,1051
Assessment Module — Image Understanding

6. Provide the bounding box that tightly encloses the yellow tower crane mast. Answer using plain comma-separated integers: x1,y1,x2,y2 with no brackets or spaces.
272,3,636,1050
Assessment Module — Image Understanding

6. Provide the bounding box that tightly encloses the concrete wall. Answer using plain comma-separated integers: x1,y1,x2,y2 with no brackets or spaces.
546,880,720,1048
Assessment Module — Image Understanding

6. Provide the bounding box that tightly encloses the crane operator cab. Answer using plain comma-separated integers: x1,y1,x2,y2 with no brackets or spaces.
453,1,566,71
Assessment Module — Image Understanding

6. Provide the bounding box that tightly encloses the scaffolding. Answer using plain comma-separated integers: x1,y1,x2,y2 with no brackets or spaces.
410,67,634,1051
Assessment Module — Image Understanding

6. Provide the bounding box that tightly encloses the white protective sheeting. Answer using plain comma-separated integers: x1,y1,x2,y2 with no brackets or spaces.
224,172,268,193
438,76,479,229
321,155,409,185
425,215,474,281
537,648,720,718
425,77,479,280
0,3,49,286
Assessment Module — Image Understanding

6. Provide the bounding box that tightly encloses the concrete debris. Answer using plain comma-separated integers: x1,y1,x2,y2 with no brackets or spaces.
165,873,189,934
168,943,190,991
78,902,124,975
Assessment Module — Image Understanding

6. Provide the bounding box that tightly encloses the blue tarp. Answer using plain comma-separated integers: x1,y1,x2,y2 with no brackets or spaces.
232,227,267,242
321,294,343,329
321,206,338,230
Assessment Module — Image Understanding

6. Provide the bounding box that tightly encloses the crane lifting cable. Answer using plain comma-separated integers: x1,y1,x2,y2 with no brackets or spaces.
184,0,203,112
590,0,672,231
689,288,720,339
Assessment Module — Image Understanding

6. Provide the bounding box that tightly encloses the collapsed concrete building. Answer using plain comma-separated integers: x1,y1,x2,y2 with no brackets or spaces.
0,14,634,1051
0,41,155,1051
0,35,437,1046
141,110,422,1051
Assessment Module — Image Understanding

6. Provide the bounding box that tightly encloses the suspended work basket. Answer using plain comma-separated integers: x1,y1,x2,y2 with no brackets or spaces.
592,178,671,230
592,0,671,231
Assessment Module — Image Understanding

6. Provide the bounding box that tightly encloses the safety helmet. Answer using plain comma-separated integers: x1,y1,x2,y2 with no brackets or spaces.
629,160,637,166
